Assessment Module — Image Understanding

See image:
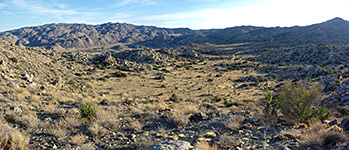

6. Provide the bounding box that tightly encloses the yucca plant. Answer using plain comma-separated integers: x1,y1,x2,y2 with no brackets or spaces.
261,91,278,126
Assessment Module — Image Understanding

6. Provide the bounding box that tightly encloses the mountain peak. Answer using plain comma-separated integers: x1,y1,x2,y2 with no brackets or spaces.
325,17,347,23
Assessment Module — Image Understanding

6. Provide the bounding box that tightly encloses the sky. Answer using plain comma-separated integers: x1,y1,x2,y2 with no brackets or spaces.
0,0,348,31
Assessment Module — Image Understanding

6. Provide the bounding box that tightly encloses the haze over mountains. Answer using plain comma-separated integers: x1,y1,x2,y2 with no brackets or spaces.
0,17,348,51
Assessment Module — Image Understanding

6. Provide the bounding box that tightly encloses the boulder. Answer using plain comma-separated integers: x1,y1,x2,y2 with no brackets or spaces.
144,140,193,150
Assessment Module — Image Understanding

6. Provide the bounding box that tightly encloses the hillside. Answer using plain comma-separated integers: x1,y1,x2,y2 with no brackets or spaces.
1,18,349,51
0,23,194,51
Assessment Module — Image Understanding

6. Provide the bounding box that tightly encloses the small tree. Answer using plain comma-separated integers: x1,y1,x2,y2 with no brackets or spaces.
276,81,323,123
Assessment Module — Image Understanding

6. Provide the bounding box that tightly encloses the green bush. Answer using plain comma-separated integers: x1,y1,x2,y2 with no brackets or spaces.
313,105,332,122
276,81,323,123
79,101,98,120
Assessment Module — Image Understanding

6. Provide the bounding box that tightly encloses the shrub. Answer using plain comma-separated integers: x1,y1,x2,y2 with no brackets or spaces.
79,101,98,120
336,106,349,116
211,95,222,103
224,115,244,130
0,124,29,150
300,121,347,147
276,81,323,123
313,105,332,122
113,71,127,77
145,98,155,103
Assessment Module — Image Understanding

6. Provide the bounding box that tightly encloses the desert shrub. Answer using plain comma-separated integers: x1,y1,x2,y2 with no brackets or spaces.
0,124,29,150
300,121,347,147
48,119,68,138
218,134,241,148
79,101,98,120
19,113,40,129
211,95,222,102
145,97,155,103
168,111,189,127
113,71,127,77
87,122,106,136
4,113,17,123
169,93,178,102
154,74,165,80
336,106,349,116
97,108,120,130
313,105,332,122
71,133,87,145
276,81,323,123
224,115,244,130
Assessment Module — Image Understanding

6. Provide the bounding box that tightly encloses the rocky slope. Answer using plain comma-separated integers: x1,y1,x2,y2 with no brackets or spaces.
0,38,348,150
0,23,193,51
1,18,349,51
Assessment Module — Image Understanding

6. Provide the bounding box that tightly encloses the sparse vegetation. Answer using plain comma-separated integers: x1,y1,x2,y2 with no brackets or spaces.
0,18,348,149
79,101,98,120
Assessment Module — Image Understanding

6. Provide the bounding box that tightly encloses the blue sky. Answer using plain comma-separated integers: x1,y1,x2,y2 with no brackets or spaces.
0,0,348,31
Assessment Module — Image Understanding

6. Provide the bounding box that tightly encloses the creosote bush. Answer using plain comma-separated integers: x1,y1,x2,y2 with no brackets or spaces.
276,80,323,123
79,101,98,120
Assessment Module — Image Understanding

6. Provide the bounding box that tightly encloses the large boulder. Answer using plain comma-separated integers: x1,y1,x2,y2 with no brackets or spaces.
144,140,193,150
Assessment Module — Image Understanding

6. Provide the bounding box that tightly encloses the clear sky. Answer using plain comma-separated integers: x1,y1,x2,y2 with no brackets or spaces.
0,0,348,31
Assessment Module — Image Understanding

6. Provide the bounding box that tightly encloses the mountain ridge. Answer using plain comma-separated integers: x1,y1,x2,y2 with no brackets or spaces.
0,17,348,51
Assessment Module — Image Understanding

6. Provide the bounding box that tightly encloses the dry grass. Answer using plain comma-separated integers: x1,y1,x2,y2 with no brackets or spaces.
224,115,244,130
300,121,347,147
64,114,81,129
97,107,120,130
71,133,87,145
14,88,31,101
77,143,96,150
195,141,220,150
88,122,106,136
0,124,29,150
129,119,143,131
19,113,40,129
167,103,201,127
48,119,68,139
169,110,190,127
218,134,241,148
128,136,154,150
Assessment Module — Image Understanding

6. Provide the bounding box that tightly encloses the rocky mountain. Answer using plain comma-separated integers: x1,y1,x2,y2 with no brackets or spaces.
0,23,194,51
168,17,349,46
1,18,348,51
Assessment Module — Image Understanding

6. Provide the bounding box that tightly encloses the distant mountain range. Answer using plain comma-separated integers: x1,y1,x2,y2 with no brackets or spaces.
1,17,348,51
